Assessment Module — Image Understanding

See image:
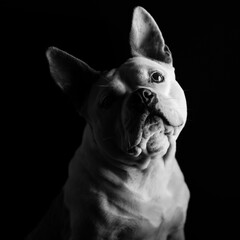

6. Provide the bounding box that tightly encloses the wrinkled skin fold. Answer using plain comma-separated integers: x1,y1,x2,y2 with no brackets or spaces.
26,6,190,240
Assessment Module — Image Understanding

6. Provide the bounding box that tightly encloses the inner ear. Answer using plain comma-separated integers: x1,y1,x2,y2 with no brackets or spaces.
130,6,172,64
46,47,100,110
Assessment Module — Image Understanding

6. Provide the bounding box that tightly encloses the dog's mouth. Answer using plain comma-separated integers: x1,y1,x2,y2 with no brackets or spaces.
121,90,183,158
123,110,175,157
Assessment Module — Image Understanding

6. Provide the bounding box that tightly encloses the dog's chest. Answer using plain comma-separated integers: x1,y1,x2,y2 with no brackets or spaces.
137,184,188,230
98,200,185,240
131,162,188,224
97,176,188,240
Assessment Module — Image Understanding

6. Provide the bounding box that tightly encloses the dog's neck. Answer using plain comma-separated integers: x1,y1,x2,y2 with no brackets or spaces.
69,124,178,198
65,124,185,229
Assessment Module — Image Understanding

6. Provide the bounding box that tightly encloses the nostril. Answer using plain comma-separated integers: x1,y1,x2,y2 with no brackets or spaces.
127,88,157,112
142,89,154,104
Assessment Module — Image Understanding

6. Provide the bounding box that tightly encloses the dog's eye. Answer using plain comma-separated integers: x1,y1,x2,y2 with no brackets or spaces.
99,94,116,109
150,71,165,83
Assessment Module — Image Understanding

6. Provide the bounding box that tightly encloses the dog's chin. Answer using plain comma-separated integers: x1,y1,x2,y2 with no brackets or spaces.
124,114,174,158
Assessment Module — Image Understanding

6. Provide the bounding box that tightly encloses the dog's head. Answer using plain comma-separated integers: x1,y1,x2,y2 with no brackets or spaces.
46,7,187,167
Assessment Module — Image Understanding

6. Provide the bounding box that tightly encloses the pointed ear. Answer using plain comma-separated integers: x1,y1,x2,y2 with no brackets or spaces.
46,47,100,110
130,6,172,64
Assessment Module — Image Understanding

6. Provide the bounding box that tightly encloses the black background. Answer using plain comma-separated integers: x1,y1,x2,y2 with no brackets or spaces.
1,1,239,239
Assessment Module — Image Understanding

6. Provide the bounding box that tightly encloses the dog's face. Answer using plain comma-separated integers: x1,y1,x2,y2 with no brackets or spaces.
87,57,186,162
46,7,187,167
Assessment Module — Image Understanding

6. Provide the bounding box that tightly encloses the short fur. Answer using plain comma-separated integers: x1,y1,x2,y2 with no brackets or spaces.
27,6,190,240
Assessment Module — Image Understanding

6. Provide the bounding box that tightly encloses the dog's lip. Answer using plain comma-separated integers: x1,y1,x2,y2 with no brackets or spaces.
149,106,184,129
150,109,170,126
142,111,178,136
125,112,176,157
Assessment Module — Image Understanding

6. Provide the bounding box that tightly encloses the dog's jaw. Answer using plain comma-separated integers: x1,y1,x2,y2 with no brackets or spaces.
123,112,171,158
120,93,182,162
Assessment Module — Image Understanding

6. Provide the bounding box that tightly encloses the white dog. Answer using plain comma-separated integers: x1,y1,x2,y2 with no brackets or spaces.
27,6,190,240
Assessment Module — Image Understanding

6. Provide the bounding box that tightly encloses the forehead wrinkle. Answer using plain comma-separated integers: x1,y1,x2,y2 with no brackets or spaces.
118,62,149,88
125,57,173,69
94,73,127,97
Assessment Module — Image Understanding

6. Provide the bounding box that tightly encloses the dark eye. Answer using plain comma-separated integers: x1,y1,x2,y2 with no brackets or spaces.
99,94,116,109
150,71,165,83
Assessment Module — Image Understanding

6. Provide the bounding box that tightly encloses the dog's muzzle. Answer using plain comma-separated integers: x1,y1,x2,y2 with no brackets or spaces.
128,88,171,123
129,88,158,113
122,88,182,157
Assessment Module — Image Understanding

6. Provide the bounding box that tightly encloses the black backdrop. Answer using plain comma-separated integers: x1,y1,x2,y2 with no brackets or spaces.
1,1,239,239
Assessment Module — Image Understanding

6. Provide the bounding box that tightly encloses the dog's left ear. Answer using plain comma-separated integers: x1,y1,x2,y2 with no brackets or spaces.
46,47,100,111
130,6,172,64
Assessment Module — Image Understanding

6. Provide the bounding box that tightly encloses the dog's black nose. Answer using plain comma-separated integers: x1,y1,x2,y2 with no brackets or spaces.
128,88,157,111
140,88,155,105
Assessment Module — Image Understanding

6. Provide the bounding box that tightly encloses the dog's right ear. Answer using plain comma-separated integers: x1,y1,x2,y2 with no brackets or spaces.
130,6,172,64
46,47,100,111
